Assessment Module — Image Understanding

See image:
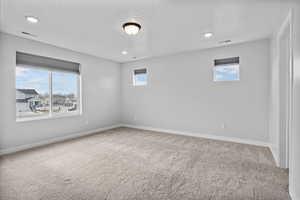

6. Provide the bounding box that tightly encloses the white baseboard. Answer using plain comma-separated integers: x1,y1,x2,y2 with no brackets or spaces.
121,124,272,147
0,124,122,156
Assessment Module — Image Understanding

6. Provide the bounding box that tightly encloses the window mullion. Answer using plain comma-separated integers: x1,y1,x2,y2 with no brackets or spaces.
77,74,81,114
49,71,53,117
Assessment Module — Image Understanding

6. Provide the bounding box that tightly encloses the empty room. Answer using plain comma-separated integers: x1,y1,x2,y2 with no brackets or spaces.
0,0,300,199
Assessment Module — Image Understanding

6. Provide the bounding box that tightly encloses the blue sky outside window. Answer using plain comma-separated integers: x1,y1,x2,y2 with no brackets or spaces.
16,67,49,95
52,71,78,95
213,64,239,81
16,67,77,95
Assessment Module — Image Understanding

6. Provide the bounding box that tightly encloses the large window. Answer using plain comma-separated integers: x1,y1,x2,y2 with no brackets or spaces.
133,68,147,86
213,57,240,81
16,52,80,121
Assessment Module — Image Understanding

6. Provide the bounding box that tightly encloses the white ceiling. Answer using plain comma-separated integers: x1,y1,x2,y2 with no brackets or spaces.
0,0,290,63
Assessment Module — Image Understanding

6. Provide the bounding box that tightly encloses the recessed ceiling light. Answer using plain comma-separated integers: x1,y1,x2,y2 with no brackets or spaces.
204,32,213,38
122,50,128,55
25,16,39,24
123,22,141,35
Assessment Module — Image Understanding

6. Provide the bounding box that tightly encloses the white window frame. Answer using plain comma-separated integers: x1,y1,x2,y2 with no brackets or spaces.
132,67,148,86
16,66,82,122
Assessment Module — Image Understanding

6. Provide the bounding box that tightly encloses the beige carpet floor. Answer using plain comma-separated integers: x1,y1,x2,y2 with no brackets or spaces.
0,127,290,200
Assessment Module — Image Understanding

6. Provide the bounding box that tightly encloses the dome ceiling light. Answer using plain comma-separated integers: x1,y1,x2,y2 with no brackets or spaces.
122,22,141,35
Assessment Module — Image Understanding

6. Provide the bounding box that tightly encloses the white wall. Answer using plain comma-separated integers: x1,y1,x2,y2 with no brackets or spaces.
290,3,300,200
121,39,270,143
269,35,280,163
268,4,300,199
269,15,290,167
0,33,121,151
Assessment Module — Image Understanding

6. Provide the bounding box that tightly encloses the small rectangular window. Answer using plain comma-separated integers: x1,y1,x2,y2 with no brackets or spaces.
16,52,81,121
133,68,147,86
213,57,240,81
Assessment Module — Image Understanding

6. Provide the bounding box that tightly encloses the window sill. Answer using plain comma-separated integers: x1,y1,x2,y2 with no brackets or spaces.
133,84,147,87
213,79,240,82
16,112,82,123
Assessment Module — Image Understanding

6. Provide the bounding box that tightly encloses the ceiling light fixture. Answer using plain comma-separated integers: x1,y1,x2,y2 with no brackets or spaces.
122,50,128,55
25,16,39,24
123,22,141,35
204,32,213,38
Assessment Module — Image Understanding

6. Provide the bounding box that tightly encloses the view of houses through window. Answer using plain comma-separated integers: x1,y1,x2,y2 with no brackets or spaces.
52,71,79,115
16,66,80,120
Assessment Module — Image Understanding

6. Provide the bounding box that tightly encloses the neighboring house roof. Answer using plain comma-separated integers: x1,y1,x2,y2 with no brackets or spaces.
16,96,41,103
16,97,33,103
17,89,39,95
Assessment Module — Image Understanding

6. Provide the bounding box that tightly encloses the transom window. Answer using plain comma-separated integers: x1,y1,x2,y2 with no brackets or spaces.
16,52,81,121
133,68,147,86
213,57,240,81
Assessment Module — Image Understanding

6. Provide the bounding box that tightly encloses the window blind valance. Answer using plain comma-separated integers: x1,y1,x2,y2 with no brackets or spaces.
134,68,147,75
16,52,80,74
214,57,239,66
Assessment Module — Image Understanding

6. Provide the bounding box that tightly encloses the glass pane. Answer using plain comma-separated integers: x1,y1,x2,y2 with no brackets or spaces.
52,71,79,115
16,67,50,119
134,73,147,86
213,64,239,81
